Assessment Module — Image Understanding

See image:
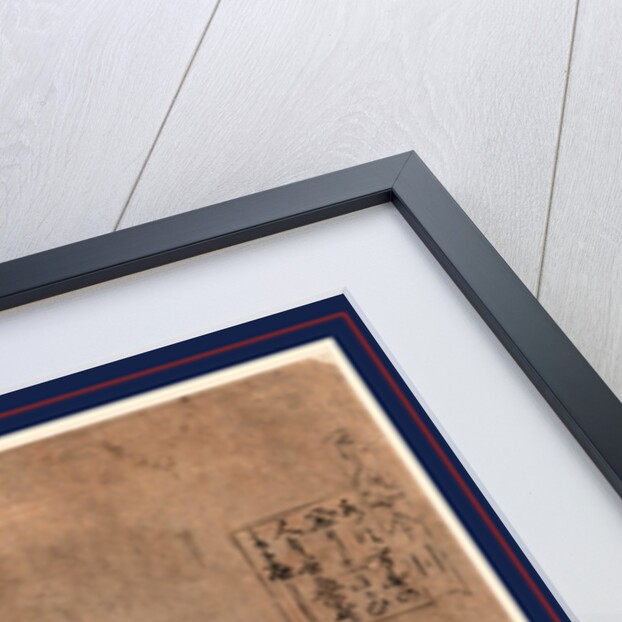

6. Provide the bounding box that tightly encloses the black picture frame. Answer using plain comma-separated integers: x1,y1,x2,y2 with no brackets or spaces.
1,150,620,499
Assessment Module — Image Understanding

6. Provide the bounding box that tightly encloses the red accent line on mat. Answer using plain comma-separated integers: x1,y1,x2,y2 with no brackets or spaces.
0,312,347,420
340,313,561,622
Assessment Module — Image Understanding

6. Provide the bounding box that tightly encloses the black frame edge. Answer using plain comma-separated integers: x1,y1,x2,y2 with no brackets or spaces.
393,151,622,498
0,153,410,311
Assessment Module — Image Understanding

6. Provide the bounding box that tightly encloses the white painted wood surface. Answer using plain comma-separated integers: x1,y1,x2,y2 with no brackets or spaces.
0,0,218,262
118,0,576,291
2,1,618,409
539,1,622,401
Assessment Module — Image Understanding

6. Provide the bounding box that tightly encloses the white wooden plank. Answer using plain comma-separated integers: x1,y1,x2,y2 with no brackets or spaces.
0,0,218,262
539,1,622,400
119,0,576,291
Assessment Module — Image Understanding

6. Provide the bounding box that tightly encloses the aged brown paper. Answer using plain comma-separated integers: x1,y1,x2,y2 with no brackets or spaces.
0,341,522,621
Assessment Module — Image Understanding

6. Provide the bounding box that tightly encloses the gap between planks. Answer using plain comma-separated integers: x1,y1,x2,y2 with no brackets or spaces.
112,0,225,231
535,0,581,299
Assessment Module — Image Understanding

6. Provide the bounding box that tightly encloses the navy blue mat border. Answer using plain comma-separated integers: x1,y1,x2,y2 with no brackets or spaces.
0,295,568,621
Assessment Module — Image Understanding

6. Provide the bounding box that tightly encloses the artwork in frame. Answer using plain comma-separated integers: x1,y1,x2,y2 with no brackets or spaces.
0,296,567,621
0,151,621,620
1,152,620,501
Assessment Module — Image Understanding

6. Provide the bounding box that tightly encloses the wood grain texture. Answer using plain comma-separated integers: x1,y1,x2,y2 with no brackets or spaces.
119,0,576,290
0,0,218,262
539,1,622,400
